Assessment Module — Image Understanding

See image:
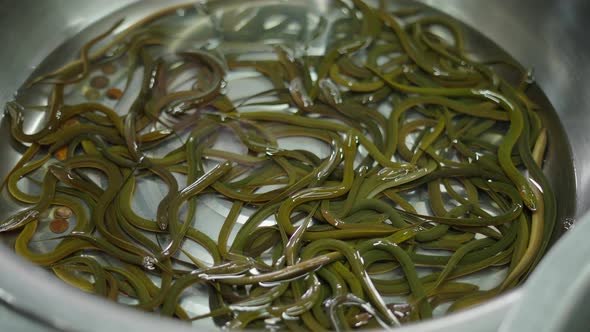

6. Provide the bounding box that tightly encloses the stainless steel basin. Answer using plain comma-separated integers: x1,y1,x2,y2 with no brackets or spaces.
0,0,588,331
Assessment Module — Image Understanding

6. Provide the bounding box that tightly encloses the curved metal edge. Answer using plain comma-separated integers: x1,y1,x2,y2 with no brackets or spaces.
499,212,590,332
0,241,521,332
0,0,581,331
398,290,521,332
0,246,198,332
0,0,525,331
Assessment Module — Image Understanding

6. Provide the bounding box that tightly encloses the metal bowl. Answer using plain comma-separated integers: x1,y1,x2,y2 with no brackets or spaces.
0,0,588,331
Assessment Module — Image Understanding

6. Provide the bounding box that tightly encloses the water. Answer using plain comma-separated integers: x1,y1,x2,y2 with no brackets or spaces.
0,0,576,329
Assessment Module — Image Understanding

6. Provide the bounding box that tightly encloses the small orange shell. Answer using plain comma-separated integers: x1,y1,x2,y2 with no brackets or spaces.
49,219,69,234
106,88,123,100
54,146,68,161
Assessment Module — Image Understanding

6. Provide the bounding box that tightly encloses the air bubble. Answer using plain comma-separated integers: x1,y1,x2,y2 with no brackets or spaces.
265,146,280,156
525,68,535,84
563,217,575,231
143,256,157,270
362,95,374,104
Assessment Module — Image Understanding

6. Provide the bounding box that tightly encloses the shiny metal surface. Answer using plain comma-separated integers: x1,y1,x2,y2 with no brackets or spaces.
0,0,588,331
500,210,590,332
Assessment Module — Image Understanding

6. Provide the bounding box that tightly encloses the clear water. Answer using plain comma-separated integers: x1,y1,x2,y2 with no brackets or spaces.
0,0,576,329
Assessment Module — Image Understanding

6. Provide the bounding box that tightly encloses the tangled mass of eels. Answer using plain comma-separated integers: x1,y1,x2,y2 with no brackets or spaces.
1,0,556,330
